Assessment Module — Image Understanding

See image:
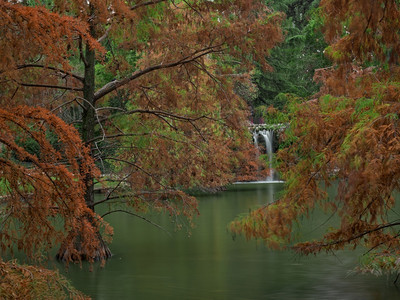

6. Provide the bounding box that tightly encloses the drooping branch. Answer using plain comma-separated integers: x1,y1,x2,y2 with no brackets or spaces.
101,209,170,235
0,105,102,263
98,108,211,140
93,46,225,101
295,221,400,254
93,189,179,206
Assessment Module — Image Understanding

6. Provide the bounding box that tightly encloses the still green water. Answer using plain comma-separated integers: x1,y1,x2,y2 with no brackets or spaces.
61,183,400,299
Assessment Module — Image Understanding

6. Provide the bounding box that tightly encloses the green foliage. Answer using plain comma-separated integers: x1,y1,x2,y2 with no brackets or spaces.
95,45,139,89
24,0,54,8
254,99,289,124
13,127,61,160
15,136,40,157
95,63,115,90
252,1,329,113
0,178,7,196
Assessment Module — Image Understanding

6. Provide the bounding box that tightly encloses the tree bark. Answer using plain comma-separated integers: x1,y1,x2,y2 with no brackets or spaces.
82,41,96,211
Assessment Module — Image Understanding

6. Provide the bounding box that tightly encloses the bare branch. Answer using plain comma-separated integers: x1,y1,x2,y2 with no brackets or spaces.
102,172,133,203
182,0,204,19
51,98,84,113
101,209,171,235
97,26,112,43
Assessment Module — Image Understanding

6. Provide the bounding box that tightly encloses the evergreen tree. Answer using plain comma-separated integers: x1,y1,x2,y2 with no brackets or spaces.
251,0,329,120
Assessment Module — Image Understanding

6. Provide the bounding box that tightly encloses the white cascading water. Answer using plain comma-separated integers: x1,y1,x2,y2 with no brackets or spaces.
253,129,274,181
261,130,274,181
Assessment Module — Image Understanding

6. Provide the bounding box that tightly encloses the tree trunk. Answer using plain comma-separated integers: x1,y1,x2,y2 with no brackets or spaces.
57,39,112,262
56,232,112,262
82,41,96,211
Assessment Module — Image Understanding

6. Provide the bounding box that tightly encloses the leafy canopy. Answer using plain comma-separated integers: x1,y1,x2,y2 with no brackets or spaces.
251,0,329,117
0,0,284,296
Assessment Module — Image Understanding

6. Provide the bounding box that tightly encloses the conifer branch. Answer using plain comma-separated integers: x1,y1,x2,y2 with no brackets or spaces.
296,221,400,253
18,82,83,91
93,45,225,101
130,0,167,10
16,64,84,82
100,108,211,122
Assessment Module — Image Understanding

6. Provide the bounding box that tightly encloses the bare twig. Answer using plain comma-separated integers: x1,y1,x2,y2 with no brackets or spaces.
101,209,171,236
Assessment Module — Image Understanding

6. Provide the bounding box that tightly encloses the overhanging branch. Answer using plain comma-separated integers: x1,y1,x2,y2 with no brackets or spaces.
297,220,400,252
93,45,225,102
101,209,171,235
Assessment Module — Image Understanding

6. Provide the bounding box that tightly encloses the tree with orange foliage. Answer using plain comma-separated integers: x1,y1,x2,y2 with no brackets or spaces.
0,0,283,294
231,0,400,280
0,2,111,297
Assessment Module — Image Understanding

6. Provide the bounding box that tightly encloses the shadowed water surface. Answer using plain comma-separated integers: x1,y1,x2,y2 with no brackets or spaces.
61,183,400,299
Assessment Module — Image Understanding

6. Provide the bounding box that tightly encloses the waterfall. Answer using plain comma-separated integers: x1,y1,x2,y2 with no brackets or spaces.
261,130,274,181
233,124,285,184
253,129,274,181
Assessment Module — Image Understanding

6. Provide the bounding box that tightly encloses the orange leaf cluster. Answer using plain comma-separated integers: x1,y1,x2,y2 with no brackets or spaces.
0,1,100,73
0,105,110,263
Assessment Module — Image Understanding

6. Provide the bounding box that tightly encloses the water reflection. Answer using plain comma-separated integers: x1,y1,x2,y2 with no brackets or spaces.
61,183,400,299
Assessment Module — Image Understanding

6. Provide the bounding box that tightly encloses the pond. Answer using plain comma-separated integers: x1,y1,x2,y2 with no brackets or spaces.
60,182,400,299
